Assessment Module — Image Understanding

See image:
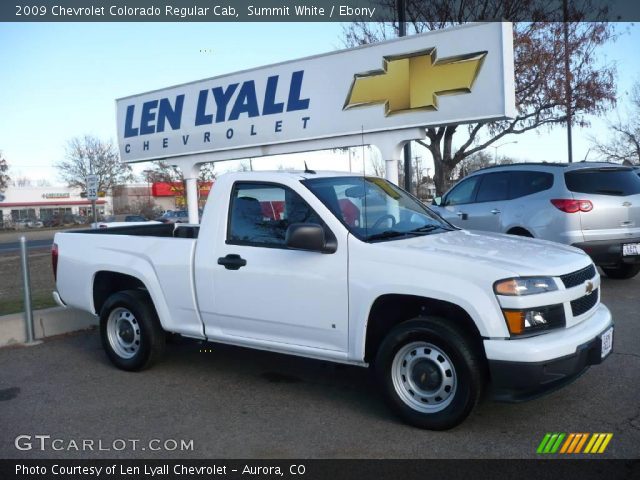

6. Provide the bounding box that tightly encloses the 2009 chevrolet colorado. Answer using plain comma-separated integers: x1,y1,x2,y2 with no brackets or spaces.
52,171,614,429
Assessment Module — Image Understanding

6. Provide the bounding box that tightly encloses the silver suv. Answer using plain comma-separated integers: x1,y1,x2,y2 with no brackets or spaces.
432,162,640,279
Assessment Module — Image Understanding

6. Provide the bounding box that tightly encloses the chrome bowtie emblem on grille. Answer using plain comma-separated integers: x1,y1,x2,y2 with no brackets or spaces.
585,281,594,295
622,201,632,207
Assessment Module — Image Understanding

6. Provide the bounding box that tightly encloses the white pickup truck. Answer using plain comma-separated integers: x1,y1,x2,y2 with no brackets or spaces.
53,171,614,429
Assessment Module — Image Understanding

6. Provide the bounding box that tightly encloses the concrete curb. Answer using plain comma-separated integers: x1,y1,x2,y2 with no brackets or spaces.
0,307,97,347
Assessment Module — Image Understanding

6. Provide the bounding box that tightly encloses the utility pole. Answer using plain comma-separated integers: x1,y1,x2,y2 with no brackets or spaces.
563,0,573,163
89,159,97,225
397,0,412,192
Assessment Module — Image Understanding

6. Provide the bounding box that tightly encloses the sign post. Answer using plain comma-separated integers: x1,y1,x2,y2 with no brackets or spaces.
86,174,98,227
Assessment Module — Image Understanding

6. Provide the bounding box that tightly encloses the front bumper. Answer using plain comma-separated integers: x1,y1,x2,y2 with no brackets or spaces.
572,237,640,266
484,303,613,402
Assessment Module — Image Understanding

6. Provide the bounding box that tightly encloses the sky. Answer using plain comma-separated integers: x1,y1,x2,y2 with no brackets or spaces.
0,21,639,185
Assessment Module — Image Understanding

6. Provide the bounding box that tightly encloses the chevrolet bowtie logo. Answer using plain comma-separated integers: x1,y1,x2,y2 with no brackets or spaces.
344,48,487,115
585,281,594,295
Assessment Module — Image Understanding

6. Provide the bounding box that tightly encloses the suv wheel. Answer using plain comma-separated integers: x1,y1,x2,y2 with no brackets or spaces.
375,317,485,430
601,263,640,280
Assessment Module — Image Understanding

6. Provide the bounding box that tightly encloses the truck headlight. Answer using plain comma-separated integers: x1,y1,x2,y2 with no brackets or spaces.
494,277,557,296
502,305,565,336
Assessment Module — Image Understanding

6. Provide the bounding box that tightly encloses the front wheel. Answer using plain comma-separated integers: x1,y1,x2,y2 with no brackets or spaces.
601,263,640,280
99,290,165,371
375,317,485,430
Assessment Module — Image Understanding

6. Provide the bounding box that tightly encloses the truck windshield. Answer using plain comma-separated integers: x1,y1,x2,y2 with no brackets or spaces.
303,176,455,242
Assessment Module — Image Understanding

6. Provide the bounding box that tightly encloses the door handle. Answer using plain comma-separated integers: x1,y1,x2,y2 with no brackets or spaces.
456,212,468,220
217,254,247,270
490,209,501,215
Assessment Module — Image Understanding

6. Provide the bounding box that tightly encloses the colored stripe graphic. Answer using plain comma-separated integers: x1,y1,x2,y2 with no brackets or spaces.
537,433,552,454
573,433,589,453
597,433,613,453
538,433,613,454
560,433,575,453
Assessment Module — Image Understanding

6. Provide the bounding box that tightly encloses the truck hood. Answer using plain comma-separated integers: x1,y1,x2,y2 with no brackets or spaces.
376,229,591,277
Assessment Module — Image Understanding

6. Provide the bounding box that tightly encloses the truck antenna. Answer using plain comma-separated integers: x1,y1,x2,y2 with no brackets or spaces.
304,161,316,174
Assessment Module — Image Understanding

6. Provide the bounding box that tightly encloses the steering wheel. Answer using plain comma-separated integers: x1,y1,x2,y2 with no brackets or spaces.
371,214,397,230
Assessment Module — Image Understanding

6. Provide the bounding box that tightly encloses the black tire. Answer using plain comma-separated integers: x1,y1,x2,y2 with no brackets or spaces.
99,289,165,371
375,317,485,430
601,263,640,280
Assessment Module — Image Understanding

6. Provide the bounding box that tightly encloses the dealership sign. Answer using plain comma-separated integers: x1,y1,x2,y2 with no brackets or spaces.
116,22,515,163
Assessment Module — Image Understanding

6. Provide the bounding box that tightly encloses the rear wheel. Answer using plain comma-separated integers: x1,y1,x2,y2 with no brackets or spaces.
100,290,165,371
375,317,485,430
601,263,640,280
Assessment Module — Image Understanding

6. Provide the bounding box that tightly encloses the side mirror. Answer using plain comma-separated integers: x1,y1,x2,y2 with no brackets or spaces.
286,223,333,253
432,196,442,206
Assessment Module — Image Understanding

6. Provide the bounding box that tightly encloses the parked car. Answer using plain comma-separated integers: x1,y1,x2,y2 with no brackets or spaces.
12,217,44,229
25,218,44,228
52,171,613,429
155,210,189,224
432,162,640,279
43,214,87,227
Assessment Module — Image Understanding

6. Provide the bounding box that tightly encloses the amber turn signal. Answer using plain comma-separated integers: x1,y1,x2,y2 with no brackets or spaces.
503,310,525,335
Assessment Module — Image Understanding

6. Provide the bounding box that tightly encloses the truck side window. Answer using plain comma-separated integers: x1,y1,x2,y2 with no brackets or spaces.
228,182,322,247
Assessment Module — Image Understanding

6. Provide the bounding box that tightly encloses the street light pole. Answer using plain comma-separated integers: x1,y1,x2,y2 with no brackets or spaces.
89,158,97,226
397,0,412,192
492,141,518,164
563,0,574,163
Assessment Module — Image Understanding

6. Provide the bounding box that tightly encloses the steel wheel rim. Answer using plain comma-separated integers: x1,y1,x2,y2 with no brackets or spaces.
106,307,141,359
391,341,457,413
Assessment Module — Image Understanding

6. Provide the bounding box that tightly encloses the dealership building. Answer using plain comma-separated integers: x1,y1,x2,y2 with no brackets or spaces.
0,185,111,226
0,181,213,227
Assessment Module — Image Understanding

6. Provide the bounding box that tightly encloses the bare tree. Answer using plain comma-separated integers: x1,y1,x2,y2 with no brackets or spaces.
36,179,52,187
370,154,386,177
0,151,10,191
13,176,32,187
343,0,616,194
56,135,134,192
146,161,216,184
590,81,640,164
144,160,216,204
453,150,514,180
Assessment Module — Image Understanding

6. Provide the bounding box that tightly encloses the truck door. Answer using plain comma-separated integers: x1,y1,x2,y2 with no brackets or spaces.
197,181,349,352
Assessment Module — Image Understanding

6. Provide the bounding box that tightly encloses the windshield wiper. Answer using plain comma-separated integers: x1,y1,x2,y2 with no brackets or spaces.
408,224,452,234
366,230,414,241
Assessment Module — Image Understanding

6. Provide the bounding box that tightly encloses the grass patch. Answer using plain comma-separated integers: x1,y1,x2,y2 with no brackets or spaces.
0,292,57,316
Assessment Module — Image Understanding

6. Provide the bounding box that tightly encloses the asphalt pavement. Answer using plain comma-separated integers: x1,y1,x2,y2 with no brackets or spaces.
0,229,58,253
0,275,638,459
0,239,53,253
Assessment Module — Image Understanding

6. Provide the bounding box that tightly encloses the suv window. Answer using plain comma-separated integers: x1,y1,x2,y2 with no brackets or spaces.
475,172,510,202
445,176,481,206
228,182,322,247
509,171,554,199
565,168,640,196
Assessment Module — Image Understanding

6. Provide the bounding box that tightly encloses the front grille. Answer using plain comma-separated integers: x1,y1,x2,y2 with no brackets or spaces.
560,264,596,288
571,289,599,317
